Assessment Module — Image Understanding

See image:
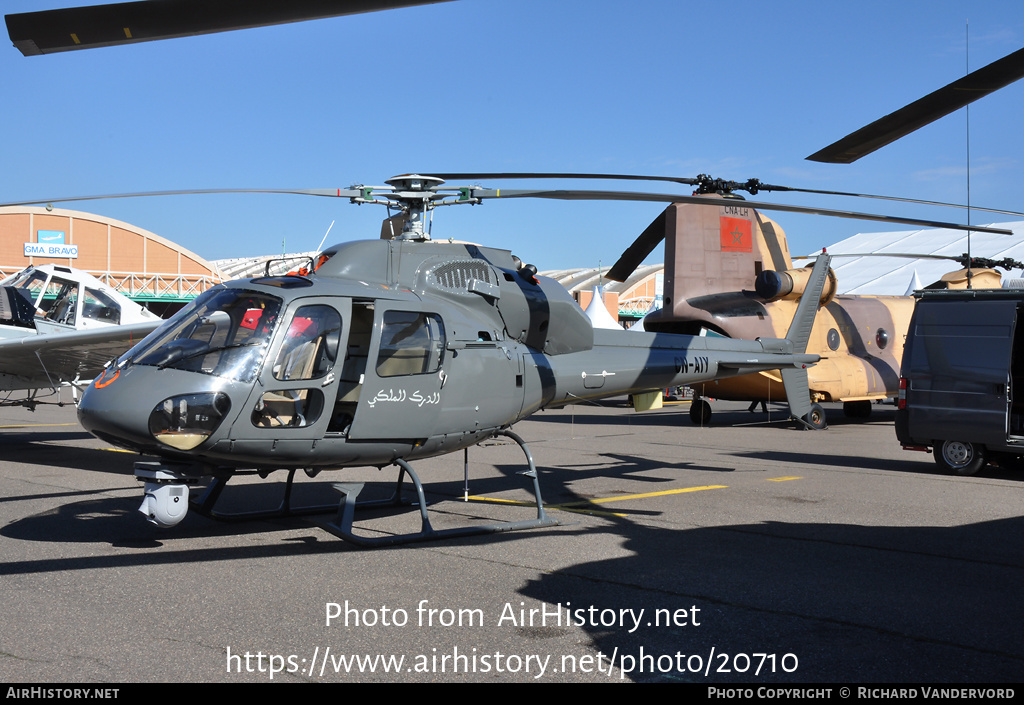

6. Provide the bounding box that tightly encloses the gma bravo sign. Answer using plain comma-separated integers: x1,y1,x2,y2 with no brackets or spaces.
25,230,78,259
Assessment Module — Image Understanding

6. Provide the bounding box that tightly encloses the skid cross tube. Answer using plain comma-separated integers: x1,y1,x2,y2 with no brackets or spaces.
190,468,338,522
321,429,558,547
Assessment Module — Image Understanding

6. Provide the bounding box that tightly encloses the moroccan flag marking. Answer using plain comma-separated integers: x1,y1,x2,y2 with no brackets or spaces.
720,216,752,252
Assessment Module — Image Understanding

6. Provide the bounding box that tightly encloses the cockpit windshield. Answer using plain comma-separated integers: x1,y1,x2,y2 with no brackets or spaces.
132,288,283,383
7,268,49,310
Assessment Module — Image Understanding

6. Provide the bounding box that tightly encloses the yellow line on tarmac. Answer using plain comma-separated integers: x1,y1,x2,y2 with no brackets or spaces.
468,484,728,518
467,496,627,518
557,485,728,507
767,476,803,482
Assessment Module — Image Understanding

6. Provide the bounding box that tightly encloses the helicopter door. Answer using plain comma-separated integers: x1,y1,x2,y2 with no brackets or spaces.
236,298,347,441
346,306,446,440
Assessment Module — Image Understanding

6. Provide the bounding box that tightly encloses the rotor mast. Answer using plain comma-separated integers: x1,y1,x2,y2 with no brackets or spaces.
350,174,480,241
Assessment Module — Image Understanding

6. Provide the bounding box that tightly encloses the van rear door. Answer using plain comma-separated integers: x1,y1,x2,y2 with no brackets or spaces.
904,299,1015,446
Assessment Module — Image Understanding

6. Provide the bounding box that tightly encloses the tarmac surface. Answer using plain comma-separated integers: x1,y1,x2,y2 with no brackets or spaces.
1,398,1022,683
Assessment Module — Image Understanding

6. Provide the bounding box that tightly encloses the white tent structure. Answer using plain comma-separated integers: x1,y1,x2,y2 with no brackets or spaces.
583,285,621,329
820,221,1024,295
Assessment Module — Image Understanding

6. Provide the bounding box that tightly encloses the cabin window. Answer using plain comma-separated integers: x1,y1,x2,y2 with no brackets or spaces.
251,389,325,428
272,305,342,381
827,328,841,351
9,269,49,310
376,311,445,377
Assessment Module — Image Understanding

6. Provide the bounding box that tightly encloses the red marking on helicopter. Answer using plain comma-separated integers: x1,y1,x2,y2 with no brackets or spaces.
720,216,752,252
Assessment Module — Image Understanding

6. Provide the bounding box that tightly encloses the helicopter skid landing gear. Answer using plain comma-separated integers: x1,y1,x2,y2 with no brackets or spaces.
321,430,559,548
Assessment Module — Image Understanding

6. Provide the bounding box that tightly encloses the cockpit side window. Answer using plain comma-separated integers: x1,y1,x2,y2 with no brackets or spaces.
376,311,445,377
272,304,342,381
42,277,78,324
82,287,122,324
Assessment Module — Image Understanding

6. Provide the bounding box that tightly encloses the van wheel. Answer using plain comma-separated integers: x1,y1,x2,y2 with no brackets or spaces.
689,399,712,425
934,440,986,475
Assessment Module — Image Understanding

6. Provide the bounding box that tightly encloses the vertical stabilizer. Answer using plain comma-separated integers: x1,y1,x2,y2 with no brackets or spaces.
780,252,832,424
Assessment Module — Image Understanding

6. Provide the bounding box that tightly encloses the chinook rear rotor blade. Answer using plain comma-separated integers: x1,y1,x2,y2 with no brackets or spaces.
606,210,668,282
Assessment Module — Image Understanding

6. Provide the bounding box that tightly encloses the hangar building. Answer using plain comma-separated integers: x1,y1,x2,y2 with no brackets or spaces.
0,206,224,315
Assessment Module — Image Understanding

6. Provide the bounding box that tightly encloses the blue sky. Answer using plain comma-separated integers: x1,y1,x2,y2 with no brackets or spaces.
3,0,1023,270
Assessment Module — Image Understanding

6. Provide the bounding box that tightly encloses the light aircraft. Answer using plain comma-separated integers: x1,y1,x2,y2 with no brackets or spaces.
0,263,162,408
6,175,1007,546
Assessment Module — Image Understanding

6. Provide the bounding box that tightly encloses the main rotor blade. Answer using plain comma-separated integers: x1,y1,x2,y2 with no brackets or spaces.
795,252,1024,270
473,188,1014,235
0,187,363,208
808,46,1024,163
432,172,1024,217
5,0,455,56
429,172,701,187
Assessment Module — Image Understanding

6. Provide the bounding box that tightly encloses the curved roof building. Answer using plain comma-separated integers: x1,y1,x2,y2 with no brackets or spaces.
0,206,224,311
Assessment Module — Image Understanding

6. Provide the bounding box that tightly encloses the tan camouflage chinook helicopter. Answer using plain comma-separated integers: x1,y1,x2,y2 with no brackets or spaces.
606,177,1024,427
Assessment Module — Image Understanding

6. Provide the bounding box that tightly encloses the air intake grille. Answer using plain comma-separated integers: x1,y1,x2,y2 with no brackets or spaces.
431,261,493,291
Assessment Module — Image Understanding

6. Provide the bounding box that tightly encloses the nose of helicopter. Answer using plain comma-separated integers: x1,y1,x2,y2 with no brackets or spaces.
77,366,158,452
79,363,238,455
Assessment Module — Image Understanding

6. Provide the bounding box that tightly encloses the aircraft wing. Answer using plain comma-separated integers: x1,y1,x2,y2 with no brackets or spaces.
0,321,160,392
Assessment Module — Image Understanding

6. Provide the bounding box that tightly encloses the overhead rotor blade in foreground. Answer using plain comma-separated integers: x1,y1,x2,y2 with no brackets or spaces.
5,0,456,56
808,46,1024,163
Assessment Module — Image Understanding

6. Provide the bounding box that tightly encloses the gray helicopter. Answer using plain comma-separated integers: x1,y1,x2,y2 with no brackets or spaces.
6,2,1021,547
17,174,995,547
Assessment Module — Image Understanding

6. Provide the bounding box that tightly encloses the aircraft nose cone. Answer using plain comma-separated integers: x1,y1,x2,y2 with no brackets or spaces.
77,368,155,451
